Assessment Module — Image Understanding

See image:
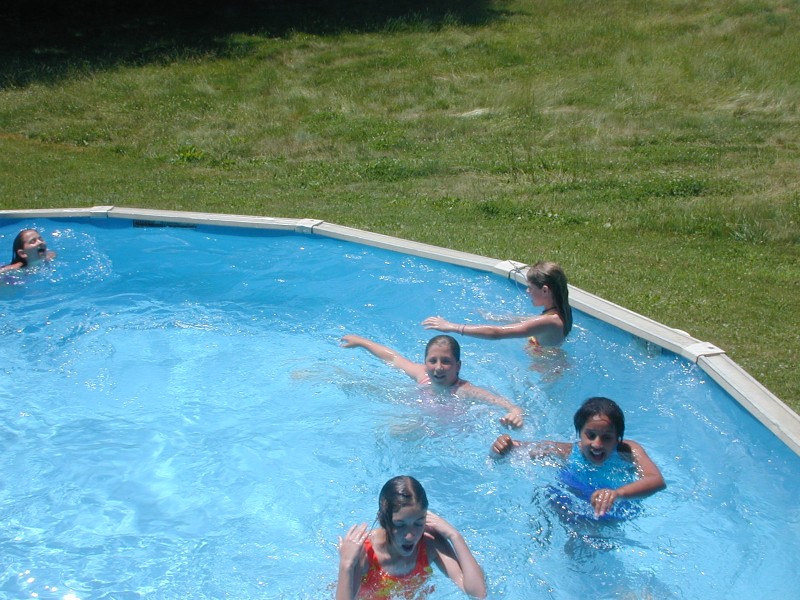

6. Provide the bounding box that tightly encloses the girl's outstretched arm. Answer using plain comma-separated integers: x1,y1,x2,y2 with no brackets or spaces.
425,512,487,599
340,334,426,381
422,314,563,344
490,434,571,459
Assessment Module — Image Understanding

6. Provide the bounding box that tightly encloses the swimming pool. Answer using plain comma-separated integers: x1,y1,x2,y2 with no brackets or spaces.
2,210,799,599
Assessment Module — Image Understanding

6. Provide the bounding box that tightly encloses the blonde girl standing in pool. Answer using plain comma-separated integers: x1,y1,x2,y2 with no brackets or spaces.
336,475,487,599
422,261,572,350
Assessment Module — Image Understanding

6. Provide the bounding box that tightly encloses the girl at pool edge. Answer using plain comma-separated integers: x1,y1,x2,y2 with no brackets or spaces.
340,333,525,429
491,397,665,518
336,475,487,600
0,229,57,273
422,261,572,349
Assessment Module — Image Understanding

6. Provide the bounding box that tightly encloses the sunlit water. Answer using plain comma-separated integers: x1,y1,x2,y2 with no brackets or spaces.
1,219,799,599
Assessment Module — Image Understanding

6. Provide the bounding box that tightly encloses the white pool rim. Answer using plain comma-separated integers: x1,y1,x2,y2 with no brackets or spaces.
3,205,798,456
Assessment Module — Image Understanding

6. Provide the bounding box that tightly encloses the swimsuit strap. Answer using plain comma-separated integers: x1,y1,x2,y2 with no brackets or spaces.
414,538,430,573
364,537,379,568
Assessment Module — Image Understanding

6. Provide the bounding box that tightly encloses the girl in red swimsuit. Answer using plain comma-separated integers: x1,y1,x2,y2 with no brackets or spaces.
336,475,487,599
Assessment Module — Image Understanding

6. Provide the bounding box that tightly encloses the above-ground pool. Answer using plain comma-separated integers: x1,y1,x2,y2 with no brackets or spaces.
2,214,799,599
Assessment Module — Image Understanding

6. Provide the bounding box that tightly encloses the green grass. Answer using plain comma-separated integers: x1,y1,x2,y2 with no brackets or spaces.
1,0,798,411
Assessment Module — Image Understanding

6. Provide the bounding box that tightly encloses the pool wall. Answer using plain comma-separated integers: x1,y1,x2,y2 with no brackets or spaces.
3,205,799,456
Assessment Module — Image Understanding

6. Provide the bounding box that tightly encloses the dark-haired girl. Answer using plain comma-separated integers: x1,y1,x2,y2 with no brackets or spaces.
491,397,665,518
1,229,56,273
336,475,486,599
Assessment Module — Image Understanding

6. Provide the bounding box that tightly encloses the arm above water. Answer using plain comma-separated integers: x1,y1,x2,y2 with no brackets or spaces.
618,439,666,498
422,314,563,344
335,523,369,600
457,382,524,429
425,512,487,599
340,334,426,381
490,434,571,459
590,439,666,517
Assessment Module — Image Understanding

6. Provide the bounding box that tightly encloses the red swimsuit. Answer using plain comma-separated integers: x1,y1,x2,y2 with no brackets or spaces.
359,537,434,599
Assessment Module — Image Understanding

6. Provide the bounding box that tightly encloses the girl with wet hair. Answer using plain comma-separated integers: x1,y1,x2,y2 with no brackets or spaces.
1,229,56,273
491,397,665,519
336,475,486,599
376,476,429,544
573,396,625,441
340,334,524,428
422,261,572,349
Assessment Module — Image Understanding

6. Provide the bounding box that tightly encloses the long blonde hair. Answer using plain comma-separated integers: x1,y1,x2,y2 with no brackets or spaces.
527,261,572,337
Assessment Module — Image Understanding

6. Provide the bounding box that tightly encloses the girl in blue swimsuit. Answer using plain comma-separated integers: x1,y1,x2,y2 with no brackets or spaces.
491,397,665,519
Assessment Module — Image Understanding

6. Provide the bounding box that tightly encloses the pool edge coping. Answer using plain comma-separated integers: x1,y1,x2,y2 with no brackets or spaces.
4,205,799,456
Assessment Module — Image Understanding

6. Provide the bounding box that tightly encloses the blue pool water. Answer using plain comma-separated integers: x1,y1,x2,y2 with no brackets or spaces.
2,218,799,599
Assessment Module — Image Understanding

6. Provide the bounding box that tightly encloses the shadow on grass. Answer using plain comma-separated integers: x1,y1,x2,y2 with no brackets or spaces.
1,0,505,88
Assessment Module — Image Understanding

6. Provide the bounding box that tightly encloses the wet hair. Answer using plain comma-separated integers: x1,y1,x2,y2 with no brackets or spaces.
377,476,429,544
573,396,625,441
424,335,460,362
526,261,572,337
10,229,35,267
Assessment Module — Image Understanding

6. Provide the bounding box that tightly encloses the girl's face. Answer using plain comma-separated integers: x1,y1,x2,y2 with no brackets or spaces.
18,230,48,264
578,414,619,466
526,281,551,308
389,503,427,557
424,343,460,387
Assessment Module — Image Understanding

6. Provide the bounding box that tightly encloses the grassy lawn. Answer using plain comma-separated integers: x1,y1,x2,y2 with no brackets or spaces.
1,0,798,411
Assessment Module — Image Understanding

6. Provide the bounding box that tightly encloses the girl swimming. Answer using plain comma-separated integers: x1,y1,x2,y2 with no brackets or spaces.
336,475,487,599
341,333,524,428
491,397,665,518
1,228,57,273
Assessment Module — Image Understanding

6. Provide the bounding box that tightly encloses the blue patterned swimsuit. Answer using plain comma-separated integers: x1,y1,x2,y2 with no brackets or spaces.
549,442,641,520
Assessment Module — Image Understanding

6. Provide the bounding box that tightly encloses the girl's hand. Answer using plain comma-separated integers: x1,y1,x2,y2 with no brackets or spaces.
421,316,454,332
491,434,519,455
425,511,458,541
500,409,524,429
590,488,619,518
340,335,365,348
338,523,369,568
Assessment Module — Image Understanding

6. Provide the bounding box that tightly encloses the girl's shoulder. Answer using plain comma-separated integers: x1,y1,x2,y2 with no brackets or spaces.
445,379,492,401
0,262,23,273
451,378,474,393
617,439,646,462
364,529,389,562
522,314,565,344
